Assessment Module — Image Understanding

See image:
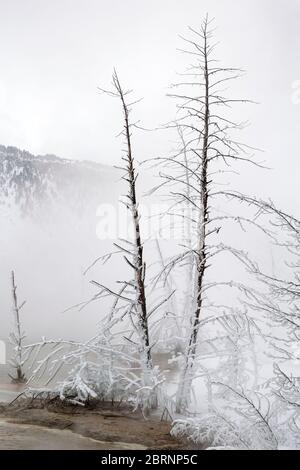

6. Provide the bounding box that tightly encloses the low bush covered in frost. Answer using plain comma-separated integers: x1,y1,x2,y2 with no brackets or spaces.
23,333,165,414
58,356,164,412
171,412,277,450
171,384,280,450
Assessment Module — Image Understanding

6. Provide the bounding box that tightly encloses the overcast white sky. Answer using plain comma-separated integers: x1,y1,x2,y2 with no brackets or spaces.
0,0,299,211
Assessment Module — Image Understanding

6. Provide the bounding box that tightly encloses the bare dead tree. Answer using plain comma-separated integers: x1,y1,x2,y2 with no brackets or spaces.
85,70,175,413
200,192,300,441
9,270,27,383
171,382,278,449
220,197,300,348
148,16,271,412
111,72,152,369
237,201,300,430
17,73,170,412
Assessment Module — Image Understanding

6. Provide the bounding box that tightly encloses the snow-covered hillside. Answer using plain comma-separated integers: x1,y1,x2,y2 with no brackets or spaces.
0,145,118,222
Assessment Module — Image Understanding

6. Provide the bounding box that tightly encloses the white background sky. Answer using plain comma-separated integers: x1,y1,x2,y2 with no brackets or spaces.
0,0,299,212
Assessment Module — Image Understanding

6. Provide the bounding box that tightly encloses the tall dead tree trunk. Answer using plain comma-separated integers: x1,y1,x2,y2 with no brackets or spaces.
98,71,156,411
114,72,153,373
9,270,26,383
149,17,258,412
175,19,211,412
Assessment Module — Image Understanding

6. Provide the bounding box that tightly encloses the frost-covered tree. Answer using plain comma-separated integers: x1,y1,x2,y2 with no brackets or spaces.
150,17,271,412
241,201,300,435
16,72,173,414
84,71,174,413
171,383,278,449
9,270,27,383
